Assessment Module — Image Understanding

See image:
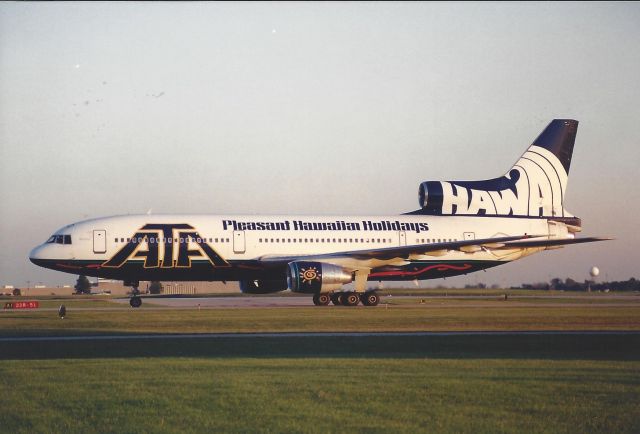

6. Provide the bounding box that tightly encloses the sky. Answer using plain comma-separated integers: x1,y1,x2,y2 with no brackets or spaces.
1,2,639,288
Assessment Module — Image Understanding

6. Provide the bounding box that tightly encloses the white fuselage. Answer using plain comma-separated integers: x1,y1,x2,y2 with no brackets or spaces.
30,213,553,283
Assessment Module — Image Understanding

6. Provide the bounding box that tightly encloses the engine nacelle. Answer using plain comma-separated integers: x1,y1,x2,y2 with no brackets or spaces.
239,279,288,294
287,261,353,294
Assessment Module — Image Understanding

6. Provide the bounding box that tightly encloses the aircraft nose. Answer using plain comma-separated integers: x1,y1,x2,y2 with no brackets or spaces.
29,245,47,266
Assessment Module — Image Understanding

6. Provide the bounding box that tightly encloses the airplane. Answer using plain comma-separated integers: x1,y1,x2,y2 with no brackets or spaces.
29,119,609,307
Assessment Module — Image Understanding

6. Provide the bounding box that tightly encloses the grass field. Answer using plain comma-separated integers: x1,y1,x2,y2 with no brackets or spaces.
2,303,640,336
1,357,638,434
1,293,639,433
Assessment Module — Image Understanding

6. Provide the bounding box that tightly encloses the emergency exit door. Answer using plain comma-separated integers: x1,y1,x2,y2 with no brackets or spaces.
233,231,246,254
93,230,107,253
398,231,407,246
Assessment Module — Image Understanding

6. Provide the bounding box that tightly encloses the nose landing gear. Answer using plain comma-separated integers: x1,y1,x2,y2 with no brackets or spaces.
125,280,142,308
129,295,142,308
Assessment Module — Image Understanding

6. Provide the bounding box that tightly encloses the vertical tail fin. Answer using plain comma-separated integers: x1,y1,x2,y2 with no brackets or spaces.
415,119,578,217
530,119,578,174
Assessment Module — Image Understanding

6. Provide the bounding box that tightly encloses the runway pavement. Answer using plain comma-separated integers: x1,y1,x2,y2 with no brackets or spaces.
116,294,639,309
2,330,638,360
1,330,639,343
2,294,637,311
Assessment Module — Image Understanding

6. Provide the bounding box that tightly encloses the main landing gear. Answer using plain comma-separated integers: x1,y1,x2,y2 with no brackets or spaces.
312,291,380,307
126,280,142,308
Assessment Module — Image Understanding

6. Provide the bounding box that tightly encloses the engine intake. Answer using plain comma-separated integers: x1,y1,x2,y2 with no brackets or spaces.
287,261,353,294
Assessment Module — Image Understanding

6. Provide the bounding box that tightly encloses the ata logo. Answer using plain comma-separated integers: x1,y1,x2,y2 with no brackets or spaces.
102,223,228,268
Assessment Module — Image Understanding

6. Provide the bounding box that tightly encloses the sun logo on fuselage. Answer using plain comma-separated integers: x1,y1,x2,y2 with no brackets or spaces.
300,266,321,285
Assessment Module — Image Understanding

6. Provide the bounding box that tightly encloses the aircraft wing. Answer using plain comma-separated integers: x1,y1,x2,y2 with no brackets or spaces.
258,234,611,264
499,236,612,248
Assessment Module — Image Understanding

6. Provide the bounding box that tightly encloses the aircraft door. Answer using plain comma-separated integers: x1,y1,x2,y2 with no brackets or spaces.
398,231,407,246
233,230,246,254
93,230,107,254
463,232,475,241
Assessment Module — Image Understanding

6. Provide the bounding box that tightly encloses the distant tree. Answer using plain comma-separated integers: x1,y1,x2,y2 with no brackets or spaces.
550,278,563,290
12,288,21,296
521,282,549,290
520,277,640,293
149,281,163,295
74,275,92,294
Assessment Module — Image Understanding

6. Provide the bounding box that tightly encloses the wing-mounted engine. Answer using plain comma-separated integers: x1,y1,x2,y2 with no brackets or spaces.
240,278,288,294
287,261,353,294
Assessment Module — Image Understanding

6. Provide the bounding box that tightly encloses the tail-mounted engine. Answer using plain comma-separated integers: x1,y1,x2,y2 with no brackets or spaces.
287,261,353,294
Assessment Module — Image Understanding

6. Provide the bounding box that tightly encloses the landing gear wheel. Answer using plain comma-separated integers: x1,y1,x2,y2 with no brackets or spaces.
313,293,331,306
130,296,142,308
343,292,360,306
361,292,380,307
331,293,343,306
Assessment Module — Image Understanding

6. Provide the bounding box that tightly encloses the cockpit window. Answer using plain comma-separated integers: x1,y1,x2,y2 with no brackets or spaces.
46,235,72,245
